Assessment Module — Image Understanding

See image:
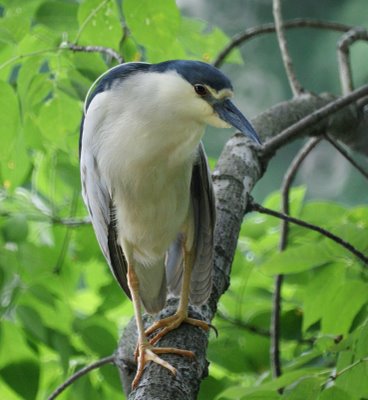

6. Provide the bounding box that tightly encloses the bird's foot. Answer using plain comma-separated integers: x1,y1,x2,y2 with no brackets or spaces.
145,312,211,345
132,342,195,389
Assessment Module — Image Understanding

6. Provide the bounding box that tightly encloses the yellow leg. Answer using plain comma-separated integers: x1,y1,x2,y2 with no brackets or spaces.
144,250,210,346
127,265,194,389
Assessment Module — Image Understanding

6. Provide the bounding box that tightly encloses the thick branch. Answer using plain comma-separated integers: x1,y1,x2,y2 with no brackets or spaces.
261,85,368,158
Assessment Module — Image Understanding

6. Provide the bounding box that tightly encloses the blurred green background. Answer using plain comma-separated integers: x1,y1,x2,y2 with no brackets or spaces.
180,0,368,204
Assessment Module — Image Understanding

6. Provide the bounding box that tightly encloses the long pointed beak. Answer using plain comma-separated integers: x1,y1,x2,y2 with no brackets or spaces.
214,99,262,145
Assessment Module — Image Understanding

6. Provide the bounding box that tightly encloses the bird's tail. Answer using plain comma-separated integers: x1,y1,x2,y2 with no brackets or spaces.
134,259,167,314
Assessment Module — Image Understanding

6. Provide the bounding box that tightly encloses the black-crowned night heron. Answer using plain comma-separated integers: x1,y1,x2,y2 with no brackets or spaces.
80,60,261,387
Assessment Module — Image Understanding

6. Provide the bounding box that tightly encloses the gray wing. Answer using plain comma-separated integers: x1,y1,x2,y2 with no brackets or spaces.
80,113,130,299
166,142,216,305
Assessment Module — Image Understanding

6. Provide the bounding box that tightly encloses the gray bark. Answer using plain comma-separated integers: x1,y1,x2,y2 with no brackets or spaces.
115,92,367,399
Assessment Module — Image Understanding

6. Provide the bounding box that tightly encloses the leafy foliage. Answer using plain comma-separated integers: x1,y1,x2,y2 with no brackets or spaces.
0,1,367,399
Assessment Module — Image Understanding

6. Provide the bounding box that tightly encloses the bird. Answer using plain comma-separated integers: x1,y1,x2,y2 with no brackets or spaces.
79,60,261,388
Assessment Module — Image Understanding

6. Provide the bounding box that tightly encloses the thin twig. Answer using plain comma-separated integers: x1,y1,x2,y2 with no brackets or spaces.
270,137,322,380
337,27,368,94
273,0,304,96
0,48,58,71
270,274,283,380
74,0,110,43
248,201,368,265
0,211,90,226
47,355,116,400
262,84,368,158
325,134,368,180
53,190,79,274
60,42,124,64
217,309,270,338
214,19,352,67
325,357,368,385
280,137,322,250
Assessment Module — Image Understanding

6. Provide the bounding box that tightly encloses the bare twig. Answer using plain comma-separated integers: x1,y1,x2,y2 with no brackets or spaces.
249,201,368,265
60,42,124,64
74,0,110,43
325,134,368,180
337,27,368,94
217,309,270,338
270,274,284,380
280,137,322,250
325,357,368,385
0,211,90,226
47,355,115,400
272,0,304,96
262,84,368,158
214,19,352,67
270,137,322,380
54,190,79,274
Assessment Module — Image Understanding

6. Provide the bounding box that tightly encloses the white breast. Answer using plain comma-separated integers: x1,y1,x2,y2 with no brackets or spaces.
84,71,207,267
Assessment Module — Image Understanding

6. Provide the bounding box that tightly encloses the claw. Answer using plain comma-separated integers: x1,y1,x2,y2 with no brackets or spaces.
145,313,212,345
132,342,195,389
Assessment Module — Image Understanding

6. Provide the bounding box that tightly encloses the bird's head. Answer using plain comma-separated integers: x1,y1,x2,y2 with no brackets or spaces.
84,60,262,146
151,60,262,145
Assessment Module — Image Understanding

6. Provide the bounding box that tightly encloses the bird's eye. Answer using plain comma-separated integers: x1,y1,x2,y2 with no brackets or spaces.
194,84,208,96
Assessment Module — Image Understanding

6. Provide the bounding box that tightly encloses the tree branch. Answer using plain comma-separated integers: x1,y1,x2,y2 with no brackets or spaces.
271,137,322,381
261,84,368,158
217,309,270,338
213,19,352,68
325,134,368,180
337,27,368,94
272,0,304,96
249,201,368,265
60,42,124,64
47,355,115,400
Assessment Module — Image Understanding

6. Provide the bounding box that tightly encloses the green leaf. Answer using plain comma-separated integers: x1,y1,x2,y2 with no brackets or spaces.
283,377,321,399
99,364,123,392
300,201,346,226
0,81,20,160
0,15,31,44
35,0,79,33
123,0,185,61
2,214,29,243
75,318,117,357
240,391,281,400
1,133,31,190
49,330,72,373
260,242,330,275
303,263,346,331
17,57,53,113
177,18,242,64
37,90,81,148
0,359,40,400
16,304,47,342
77,0,122,50
17,24,59,54
263,186,307,215
335,350,368,399
319,386,352,400
322,281,368,335
0,321,37,367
